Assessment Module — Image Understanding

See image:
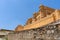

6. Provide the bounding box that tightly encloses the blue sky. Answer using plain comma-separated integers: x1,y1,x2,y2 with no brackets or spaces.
0,0,60,30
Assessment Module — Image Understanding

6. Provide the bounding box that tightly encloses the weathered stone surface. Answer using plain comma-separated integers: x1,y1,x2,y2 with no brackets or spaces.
0,29,14,40
8,21,60,40
8,5,60,40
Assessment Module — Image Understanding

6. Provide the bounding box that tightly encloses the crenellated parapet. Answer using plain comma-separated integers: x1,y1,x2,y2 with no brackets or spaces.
26,18,32,25
15,25,24,31
15,5,60,31
25,5,56,25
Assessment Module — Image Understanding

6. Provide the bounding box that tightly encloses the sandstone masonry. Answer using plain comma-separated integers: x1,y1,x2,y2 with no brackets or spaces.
8,5,60,40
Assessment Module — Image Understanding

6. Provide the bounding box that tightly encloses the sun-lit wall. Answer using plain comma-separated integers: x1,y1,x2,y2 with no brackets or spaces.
15,5,60,31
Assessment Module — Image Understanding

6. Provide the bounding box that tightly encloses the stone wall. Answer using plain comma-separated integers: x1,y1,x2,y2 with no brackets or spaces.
0,30,14,40
8,20,60,40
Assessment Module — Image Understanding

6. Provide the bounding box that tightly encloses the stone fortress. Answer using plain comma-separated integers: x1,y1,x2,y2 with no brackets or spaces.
15,5,60,31
1,5,60,40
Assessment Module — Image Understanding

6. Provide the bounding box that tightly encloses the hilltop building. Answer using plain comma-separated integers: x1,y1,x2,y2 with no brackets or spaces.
7,5,60,40
15,5,60,31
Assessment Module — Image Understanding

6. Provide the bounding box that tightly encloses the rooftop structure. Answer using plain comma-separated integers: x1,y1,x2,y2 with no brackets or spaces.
15,5,60,31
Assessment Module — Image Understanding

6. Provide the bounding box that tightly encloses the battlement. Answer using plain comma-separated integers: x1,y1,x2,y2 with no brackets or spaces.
15,5,60,31
15,25,24,31
26,5,55,25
